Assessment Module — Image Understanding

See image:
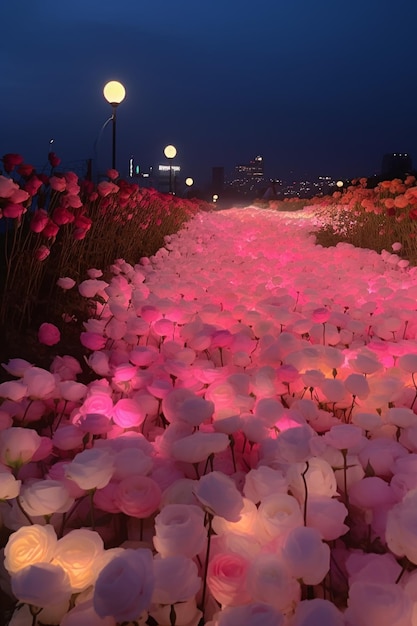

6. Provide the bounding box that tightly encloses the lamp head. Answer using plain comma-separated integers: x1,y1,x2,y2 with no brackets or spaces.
103,81,126,106
164,145,177,159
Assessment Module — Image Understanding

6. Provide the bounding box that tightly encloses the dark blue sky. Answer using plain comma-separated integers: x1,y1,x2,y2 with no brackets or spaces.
2,0,417,187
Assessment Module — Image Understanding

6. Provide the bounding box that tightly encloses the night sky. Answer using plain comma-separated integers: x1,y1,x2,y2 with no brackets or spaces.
2,0,417,188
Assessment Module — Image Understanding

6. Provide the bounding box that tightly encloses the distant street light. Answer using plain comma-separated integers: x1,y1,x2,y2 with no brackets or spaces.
164,144,177,193
336,180,344,191
185,177,193,187
103,80,126,170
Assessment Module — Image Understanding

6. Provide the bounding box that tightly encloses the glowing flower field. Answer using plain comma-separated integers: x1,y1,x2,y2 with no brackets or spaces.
3,165,417,624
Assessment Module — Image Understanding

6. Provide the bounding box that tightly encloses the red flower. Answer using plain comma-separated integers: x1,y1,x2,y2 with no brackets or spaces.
42,219,60,238
2,153,24,173
17,163,35,178
52,206,75,225
24,176,44,196
48,152,61,168
30,209,49,233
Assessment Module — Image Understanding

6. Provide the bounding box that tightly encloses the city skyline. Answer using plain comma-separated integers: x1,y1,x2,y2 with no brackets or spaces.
2,0,417,188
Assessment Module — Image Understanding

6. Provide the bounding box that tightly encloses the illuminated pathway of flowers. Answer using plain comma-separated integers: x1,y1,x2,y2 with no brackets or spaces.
2,206,417,625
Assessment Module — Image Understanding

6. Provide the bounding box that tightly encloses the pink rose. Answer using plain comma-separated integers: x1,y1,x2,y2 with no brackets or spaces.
115,474,161,518
112,397,145,428
94,548,154,622
80,332,107,351
38,322,61,345
207,551,252,607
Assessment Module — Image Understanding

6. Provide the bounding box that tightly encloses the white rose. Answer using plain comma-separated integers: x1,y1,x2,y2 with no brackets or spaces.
53,528,104,591
19,479,74,517
11,562,72,608
64,447,114,490
4,524,57,574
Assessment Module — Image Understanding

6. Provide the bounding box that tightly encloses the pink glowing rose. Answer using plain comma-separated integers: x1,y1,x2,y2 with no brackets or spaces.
38,322,61,345
153,503,206,558
115,474,161,518
207,551,252,607
193,471,244,522
112,397,146,428
94,548,154,622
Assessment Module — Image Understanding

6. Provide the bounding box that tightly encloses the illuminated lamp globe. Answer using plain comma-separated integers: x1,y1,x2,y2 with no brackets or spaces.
164,145,177,159
336,180,344,189
103,81,126,106
212,194,219,203
185,177,194,187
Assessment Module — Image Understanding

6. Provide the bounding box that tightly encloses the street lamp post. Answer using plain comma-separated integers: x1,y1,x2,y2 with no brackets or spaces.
164,144,177,193
103,80,126,170
185,177,194,198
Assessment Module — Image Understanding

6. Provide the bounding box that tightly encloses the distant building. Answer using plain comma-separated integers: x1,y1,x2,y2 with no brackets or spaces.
227,155,266,195
381,152,413,178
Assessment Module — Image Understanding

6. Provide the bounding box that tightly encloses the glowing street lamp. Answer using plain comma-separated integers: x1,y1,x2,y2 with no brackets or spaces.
336,180,344,192
185,177,193,187
103,80,126,170
164,144,177,193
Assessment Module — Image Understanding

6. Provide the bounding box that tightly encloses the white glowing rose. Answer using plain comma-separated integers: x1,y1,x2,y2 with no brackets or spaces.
4,524,58,574
53,528,105,591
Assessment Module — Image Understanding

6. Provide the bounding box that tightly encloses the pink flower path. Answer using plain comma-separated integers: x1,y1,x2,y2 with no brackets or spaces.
2,205,417,625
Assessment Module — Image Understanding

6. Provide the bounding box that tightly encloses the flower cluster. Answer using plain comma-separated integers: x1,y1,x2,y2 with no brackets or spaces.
3,205,417,624
0,153,207,329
